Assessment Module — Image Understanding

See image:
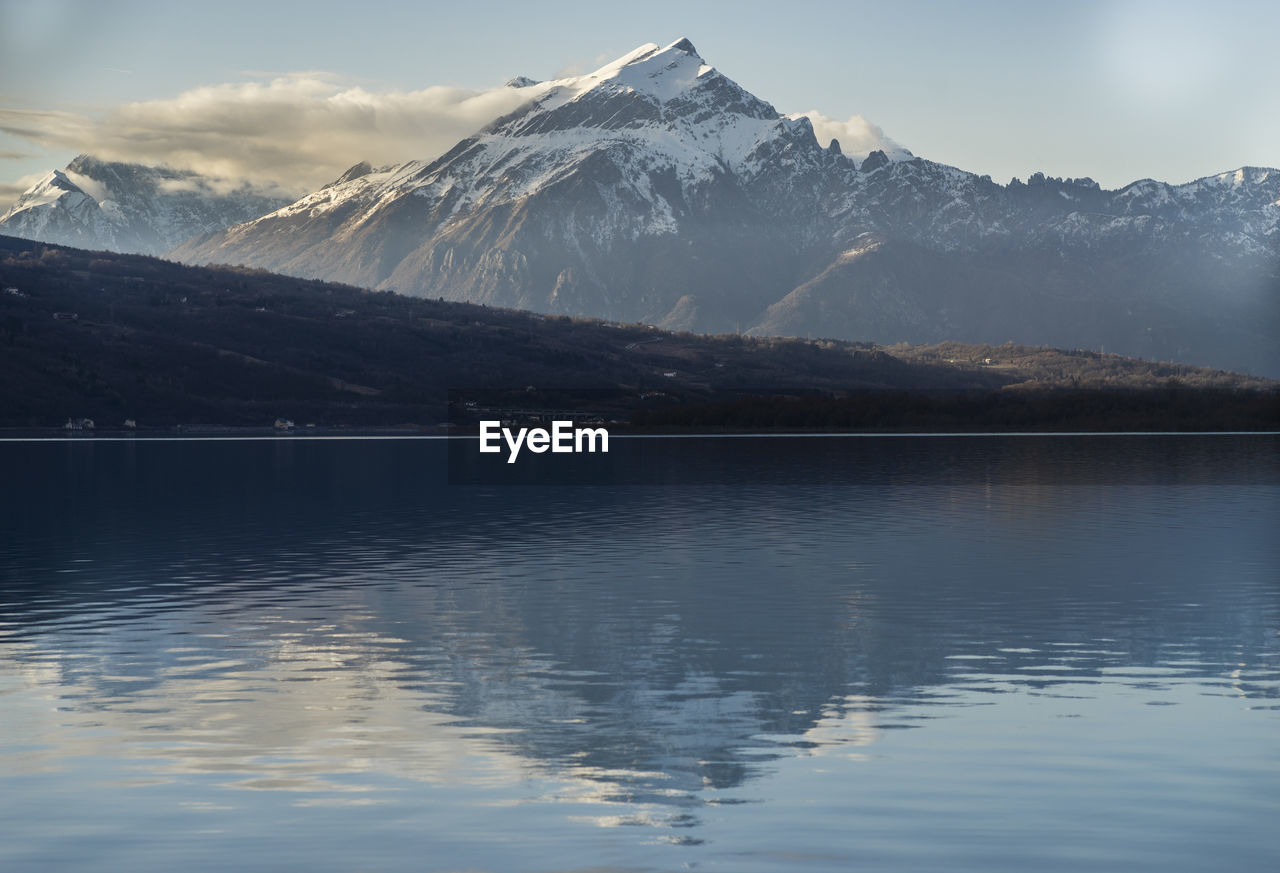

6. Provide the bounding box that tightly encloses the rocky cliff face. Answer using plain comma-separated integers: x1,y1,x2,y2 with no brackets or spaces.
168,39,1280,376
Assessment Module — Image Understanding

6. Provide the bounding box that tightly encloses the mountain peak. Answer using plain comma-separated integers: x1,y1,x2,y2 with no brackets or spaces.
2,169,85,217
326,160,374,188
45,169,79,189
0,157,290,254
668,37,699,56
454,37,786,185
572,38,715,103
66,153,111,174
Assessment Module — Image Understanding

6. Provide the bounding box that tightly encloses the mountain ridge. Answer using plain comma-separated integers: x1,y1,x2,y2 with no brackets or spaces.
167,39,1278,376
3,39,1274,376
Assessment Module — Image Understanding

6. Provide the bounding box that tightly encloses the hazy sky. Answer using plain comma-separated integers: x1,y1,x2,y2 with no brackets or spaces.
2,0,1277,206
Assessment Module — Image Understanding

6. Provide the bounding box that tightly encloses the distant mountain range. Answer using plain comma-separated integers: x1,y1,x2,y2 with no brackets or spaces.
0,155,289,255
5,39,1278,375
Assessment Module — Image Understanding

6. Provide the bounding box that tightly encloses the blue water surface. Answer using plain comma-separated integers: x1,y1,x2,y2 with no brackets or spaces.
1,435,1277,872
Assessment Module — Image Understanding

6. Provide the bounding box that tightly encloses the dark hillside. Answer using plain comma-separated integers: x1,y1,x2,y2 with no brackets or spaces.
0,236,1273,430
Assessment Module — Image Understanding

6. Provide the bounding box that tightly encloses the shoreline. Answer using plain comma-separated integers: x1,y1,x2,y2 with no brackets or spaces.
4,427,1278,441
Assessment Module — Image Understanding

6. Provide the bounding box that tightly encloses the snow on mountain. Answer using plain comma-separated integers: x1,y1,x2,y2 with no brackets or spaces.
170,39,1280,376
173,38,842,312
254,39,812,225
0,155,291,255
1,170,103,245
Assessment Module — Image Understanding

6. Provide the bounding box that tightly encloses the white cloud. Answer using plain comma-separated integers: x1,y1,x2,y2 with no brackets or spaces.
789,110,909,160
63,170,110,203
0,74,545,199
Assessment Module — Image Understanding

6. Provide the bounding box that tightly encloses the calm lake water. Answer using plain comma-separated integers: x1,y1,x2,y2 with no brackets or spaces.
1,435,1277,872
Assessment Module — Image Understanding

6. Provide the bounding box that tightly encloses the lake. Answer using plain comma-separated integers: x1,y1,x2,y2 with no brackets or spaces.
1,435,1277,871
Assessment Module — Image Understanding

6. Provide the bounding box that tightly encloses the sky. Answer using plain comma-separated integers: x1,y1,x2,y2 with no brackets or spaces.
2,0,1278,208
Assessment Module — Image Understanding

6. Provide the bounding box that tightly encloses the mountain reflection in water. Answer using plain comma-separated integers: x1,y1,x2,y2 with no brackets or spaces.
1,436,1277,872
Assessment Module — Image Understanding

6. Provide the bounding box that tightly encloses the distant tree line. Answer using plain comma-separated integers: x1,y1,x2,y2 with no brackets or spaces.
631,389,1279,433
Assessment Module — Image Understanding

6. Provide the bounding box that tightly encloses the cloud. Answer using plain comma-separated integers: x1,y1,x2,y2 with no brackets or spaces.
790,111,910,159
62,170,110,203
0,74,545,198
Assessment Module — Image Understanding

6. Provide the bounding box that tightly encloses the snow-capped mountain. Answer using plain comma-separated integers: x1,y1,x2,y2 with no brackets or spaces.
170,39,1280,376
0,155,290,255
